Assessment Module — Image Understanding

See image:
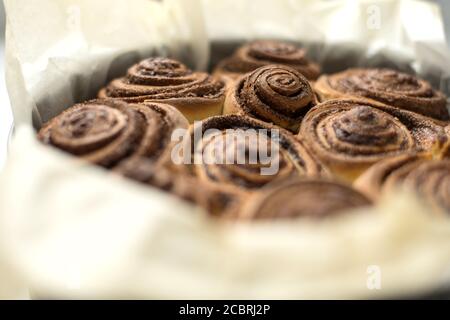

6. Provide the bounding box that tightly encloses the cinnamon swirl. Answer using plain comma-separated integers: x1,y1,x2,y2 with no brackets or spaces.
189,114,326,191
299,98,447,181
315,68,449,121
98,57,226,122
354,153,450,214
38,100,189,168
224,65,317,133
236,178,371,220
213,40,321,82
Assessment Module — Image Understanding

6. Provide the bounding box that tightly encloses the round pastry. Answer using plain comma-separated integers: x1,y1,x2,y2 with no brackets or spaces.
188,114,327,191
314,68,449,121
38,99,189,168
354,153,450,215
117,157,244,216
98,57,226,123
354,153,428,200
236,178,372,220
223,65,317,133
213,40,321,83
299,98,448,182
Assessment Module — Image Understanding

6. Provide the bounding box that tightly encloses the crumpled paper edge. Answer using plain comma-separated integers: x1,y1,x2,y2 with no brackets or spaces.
1,127,450,299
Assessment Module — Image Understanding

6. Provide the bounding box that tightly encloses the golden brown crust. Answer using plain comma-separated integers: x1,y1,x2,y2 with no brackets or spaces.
354,153,450,215
223,65,317,133
213,40,321,81
189,114,327,191
235,178,372,220
98,57,226,122
38,99,189,168
315,68,449,121
299,98,447,182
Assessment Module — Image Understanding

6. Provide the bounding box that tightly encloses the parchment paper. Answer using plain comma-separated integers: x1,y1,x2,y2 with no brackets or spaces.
4,0,208,128
1,0,450,299
204,0,450,90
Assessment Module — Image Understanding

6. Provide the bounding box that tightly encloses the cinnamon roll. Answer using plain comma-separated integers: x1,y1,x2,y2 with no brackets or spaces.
354,153,450,214
117,157,244,216
224,65,317,133
213,40,321,83
38,100,189,168
189,114,326,192
299,98,447,181
315,68,449,121
236,178,372,220
98,57,226,123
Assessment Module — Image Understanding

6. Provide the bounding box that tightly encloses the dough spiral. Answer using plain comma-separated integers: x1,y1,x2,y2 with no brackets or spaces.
214,40,321,82
315,68,449,121
299,98,447,181
224,65,317,132
38,100,189,168
236,178,371,220
355,153,450,214
99,57,226,122
190,114,326,191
